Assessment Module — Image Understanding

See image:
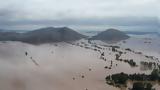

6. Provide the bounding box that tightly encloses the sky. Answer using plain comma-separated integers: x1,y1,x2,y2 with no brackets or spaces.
0,0,159,31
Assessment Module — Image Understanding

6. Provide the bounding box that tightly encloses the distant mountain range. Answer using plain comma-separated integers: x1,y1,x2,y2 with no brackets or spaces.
0,27,159,44
83,30,160,36
0,29,29,33
0,27,87,44
90,29,130,42
124,31,159,35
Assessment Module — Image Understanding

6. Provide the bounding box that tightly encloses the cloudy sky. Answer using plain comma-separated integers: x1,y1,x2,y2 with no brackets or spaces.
0,0,159,31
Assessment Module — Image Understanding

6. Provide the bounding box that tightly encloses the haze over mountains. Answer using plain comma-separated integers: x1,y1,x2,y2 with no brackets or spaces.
90,29,130,42
0,27,132,44
4,26,160,44
1,26,160,44
2,26,160,44
0,27,87,44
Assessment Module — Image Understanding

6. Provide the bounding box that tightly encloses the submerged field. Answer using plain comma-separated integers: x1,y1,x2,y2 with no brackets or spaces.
0,37,160,90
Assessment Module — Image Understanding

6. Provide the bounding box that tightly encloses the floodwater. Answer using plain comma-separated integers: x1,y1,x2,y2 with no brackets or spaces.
0,39,159,90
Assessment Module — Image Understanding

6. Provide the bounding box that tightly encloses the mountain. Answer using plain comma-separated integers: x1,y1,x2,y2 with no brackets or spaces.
157,32,160,37
124,31,158,35
0,32,21,41
91,28,130,42
0,27,87,44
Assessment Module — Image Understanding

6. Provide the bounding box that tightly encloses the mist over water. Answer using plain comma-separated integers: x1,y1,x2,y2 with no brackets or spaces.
0,36,159,90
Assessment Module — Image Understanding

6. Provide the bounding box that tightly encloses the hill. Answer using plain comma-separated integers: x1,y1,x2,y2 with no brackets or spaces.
0,27,87,44
91,28,130,42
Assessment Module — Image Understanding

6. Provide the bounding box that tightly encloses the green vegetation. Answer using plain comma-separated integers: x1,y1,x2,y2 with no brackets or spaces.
140,61,156,71
111,72,128,84
132,82,153,90
115,53,137,67
105,69,160,89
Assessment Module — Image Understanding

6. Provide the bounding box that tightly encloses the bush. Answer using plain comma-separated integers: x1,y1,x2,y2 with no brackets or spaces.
132,82,144,90
150,69,160,80
132,82,153,90
111,72,128,84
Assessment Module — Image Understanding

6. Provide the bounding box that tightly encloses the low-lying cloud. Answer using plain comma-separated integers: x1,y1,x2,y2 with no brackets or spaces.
0,0,159,31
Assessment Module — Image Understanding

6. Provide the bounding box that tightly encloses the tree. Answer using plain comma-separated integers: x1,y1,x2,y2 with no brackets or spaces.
151,69,160,80
146,83,152,90
111,72,128,84
25,52,28,56
132,82,144,90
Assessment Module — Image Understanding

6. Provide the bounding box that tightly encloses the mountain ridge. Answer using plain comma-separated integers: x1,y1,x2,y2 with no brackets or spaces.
90,28,130,43
0,27,87,44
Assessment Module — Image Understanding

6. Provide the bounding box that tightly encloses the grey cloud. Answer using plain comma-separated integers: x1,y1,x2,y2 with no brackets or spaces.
0,0,159,31
0,17,158,32
0,9,12,19
0,17,158,26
